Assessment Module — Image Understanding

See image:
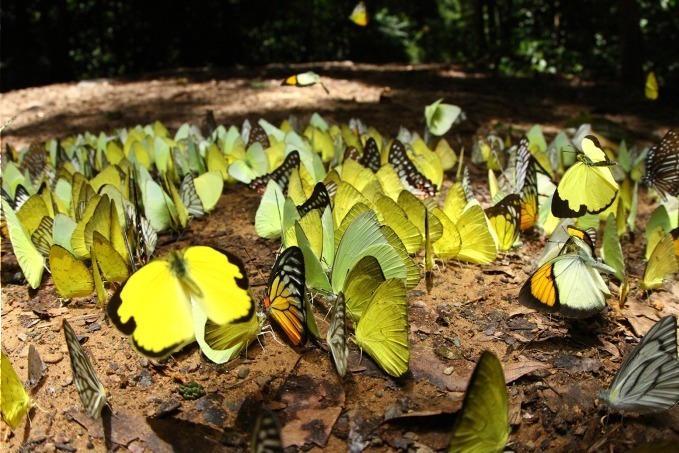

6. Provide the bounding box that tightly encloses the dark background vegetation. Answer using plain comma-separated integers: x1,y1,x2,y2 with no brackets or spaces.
2,0,678,92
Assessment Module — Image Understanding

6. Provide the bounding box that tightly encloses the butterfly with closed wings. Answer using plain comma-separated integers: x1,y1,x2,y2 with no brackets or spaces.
642,129,679,199
599,315,679,414
248,151,301,195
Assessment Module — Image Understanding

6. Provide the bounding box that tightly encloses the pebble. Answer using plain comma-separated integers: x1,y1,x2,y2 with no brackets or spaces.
443,366,454,375
62,377,73,387
375,390,383,398
18,332,27,342
43,352,63,364
53,434,70,444
139,357,149,368
237,367,250,379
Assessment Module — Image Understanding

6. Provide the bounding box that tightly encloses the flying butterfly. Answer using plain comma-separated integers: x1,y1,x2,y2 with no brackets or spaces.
599,315,679,414
551,135,618,218
349,1,368,26
1,349,33,430
107,246,254,359
281,71,329,94
388,139,437,197
63,320,107,419
449,351,509,453
297,182,331,216
248,151,301,195
519,234,615,318
642,129,679,199
327,293,349,377
264,246,312,346
250,407,284,453
485,193,521,252
645,71,659,100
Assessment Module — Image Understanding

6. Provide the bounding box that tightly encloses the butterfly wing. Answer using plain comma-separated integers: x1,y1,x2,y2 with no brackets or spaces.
63,320,107,419
2,199,45,289
264,246,308,346
645,71,659,100
193,304,262,364
354,279,409,377
249,151,300,195
297,182,331,216
360,137,382,172
251,407,284,453
641,232,679,290
455,202,497,265
49,245,95,298
515,138,539,231
327,293,349,377
388,140,437,197
599,316,679,414
0,350,32,430
643,129,679,199
449,351,509,453
485,193,521,251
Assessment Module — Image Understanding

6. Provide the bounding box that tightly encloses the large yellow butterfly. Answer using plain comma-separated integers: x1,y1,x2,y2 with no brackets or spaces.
551,135,618,218
107,246,254,358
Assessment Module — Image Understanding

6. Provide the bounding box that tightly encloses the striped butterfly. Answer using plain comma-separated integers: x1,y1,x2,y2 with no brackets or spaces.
250,407,284,453
388,139,437,197
642,129,679,199
63,319,107,419
514,137,539,231
249,151,301,195
327,293,349,377
264,246,309,346
598,315,679,414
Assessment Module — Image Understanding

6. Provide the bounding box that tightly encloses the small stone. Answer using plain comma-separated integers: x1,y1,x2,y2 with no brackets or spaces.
375,390,383,398
43,352,63,364
139,357,149,368
62,377,73,387
237,367,250,379
18,332,28,342
108,362,119,372
443,366,454,375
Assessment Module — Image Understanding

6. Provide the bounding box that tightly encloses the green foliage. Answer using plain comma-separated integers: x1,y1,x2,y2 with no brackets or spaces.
2,0,679,90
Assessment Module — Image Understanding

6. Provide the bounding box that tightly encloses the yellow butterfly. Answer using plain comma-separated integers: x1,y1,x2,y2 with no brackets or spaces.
349,1,368,26
551,135,618,218
485,193,521,251
107,246,254,358
1,349,33,430
645,71,659,100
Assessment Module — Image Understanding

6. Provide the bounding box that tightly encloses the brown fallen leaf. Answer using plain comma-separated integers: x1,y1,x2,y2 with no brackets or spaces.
503,360,551,383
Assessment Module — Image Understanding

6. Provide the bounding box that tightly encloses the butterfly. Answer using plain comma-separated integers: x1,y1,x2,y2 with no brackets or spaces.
645,71,659,100
641,228,679,290
1,349,33,430
354,279,409,377
281,72,329,94
1,198,45,289
360,137,382,172
327,293,349,377
63,319,107,419
49,245,95,298
449,351,509,453
514,137,539,231
349,1,368,26
485,193,521,252
424,98,462,137
107,246,254,358
599,315,679,414
520,232,615,318
551,135,619,218
246,123,271,149
297,182,331,216
193,304,264,364
388,139,437,197
248,151,301,195
251,407,284,453
27,344,46,388
642,129,679,199
264,246,310,346
1,184,30,211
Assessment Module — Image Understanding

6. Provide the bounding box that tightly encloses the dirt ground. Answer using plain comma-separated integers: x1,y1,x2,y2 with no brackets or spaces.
1,62,678,452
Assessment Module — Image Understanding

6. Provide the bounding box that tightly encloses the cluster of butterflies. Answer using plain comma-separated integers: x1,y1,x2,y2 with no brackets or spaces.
2,109,679,443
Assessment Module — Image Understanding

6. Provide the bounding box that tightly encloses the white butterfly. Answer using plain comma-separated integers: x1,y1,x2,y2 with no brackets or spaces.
599,315,679,414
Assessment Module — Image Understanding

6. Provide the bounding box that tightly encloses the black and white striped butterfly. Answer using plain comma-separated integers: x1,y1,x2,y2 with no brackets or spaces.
250,407,284,453
642,129,679,199
249,151,301,195
327,293,349,377
180,174,205,218
297,183,331,217
388,139,436,197
598,315,679,414
63,319,107,419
